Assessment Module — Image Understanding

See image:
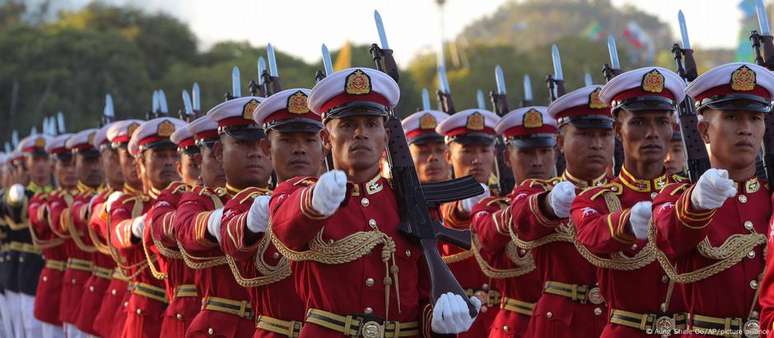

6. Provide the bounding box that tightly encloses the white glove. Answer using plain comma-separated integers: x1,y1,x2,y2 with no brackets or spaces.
311,170,347,217
207,208,224,243
431,292,482,334
690,168,737,210
629,201,652,240
460,184,490,214
130,215,145,239
105,191,124,213
7,184,25,205
246,195,271,234
548,181,576,218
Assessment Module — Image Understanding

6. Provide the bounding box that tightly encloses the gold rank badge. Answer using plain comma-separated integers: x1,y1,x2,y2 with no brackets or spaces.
127,122,140,136
419,113,437,130
242,98,260,120
523,109,543,129
287,91,310,114
588,88,607,109
345,69,371,95
157,120,176,137
641,69,665,93
34,137,46,148
466,112,485,130
731,65,756,92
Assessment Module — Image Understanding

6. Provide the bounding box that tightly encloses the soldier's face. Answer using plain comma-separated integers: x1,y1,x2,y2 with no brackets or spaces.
664,140,686,175
409,141,450,183
559,125,614,178
26,154,51,186
54,157,77,189
506,145,556,184
141,146,179,190
177,152,201,187
265,130,324,182
100,147,124,187
699,109,764,171
615,109,673,166
446,142,495,184
216,136,272,189
118,147,142,187
324,116,387,174
199,143,226,188
75,153,103,188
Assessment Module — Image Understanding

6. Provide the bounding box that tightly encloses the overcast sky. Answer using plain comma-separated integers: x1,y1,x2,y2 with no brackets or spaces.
48,0,747,63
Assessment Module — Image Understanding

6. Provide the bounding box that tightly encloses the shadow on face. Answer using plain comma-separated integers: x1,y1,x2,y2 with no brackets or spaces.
558,124,614,178
265,130,324,182
54,157,77,189
140,146,180,190
199,143,226,188
76,153,103,188
26,154,51,186
408,141,450,183
614,109,673,166
215,135,272,188
506,145,556,183
323,116,387,174
445,142,495,184
101,148,124,188
699,109,765,172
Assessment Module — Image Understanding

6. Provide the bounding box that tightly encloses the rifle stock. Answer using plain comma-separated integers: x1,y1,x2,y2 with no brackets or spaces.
490,91,516,195
672,43,710,182
437,90,456,114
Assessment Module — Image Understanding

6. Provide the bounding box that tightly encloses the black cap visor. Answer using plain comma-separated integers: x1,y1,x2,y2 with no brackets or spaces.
324,101,387,123
559,115,614,130
615,95,675,113
697,93,772,114
266,118,323,133
219,124,266,141
508,134,557,149
447,133,496,146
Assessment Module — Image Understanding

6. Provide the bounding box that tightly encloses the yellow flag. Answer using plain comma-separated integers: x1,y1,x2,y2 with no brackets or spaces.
334,41,352,71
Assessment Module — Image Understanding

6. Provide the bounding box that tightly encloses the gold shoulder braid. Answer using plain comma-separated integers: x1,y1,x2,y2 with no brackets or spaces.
226,223,291,288
142,226,167,280
176,190,228,270
64,209,97,253
108,198,149,280
88,223,111,255
471,234,535,279
270,221,403,320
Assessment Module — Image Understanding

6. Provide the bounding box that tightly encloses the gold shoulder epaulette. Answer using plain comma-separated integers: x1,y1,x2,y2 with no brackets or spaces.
121,195,140,205
485,197,510,210
672,174,689,183
664,182,690,196
292,176,317,187
588,182,623,201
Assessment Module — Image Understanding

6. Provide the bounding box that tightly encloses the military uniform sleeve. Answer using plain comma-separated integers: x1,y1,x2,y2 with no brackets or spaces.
147,189,182,248
758,206,774,332
470,196,511,256
270,177,326,251
570,184,637,254
509,180,561,243
174,191,218,254
440,201,470,230
220,188,265,262
47,194,71,239
109,196,137,250
652,182,712,258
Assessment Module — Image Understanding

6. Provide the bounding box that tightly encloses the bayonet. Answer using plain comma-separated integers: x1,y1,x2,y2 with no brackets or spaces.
181,90,194,121
11,130,18,147
476,90,486,110
192,83,201,112
584,72,593,86
158,89,169,115
56,112,65,134
229,66,241,100
322,44,334,76
265,44,282,94
603,35,622,81
522,74,533,106
546,44,566,102
421,88,431,111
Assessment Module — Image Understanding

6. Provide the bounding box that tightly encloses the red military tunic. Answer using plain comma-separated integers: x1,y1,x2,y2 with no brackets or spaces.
221,186,306,338
110,187,166,338
61,183,99,326
470,189,542,338
504,174,609,337
145,181,201,337
30,189,67,325
175,185,256,338
74,188,119,335
654,177,769,337
439,199,499,337
271,175,433,338
570,168,686,337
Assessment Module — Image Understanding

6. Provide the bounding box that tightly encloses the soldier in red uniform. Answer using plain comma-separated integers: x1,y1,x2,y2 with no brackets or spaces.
270,67,480,337
435,108,501,337
175,95,272,338
481,86,614,338
109,117,187,338
31,133,74,338
217,88,324,338
401,110,452,183
570,67,688,337
469,105,562,338
146,119,208,338
56,129,102,338
93,119,142,338
71,121,124,336
652,62,772,337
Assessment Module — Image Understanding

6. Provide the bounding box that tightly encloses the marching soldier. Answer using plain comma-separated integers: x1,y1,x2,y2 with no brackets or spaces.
479,86,614,337
435,108,501,337
3,134,53,338
59,128,103,338
30,133,73,338
652,62,772,336
401,110,451,183
94,119,142,338
109,117,186,338
270,67,481,337
73,121,125,336
175,96,272,338
144,120,203,337
570,67,687,337
218,88,325,337
469,105,561,337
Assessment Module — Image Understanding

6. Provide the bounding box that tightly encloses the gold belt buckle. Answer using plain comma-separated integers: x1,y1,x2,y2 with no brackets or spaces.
649,315,676,336
586,287,604,305
360,320,384,338
743,319,760,338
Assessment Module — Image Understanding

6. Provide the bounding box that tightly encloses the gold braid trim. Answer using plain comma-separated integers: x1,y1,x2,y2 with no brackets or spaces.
441,250,473,264
224,223,291,288
87,224,110,255
471,235,535,279
65,210,97,253
505,202,574,250
649,224,766,284
142,229,166,280
108,197,149,279
28,217,64,249
176,240,227,269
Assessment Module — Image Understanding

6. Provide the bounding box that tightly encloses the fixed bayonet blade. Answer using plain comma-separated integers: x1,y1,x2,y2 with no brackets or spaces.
584,72,593,86
11,130,18,147
678,10,692,49
257,57,267,85
607,35,621,69
192,83,201,111
105,94,115,118
232,66,242,98
30,127,37,136
158,89,169,113
267,44,279,77
495,65,507,95
374,10,390,49
152,90,160,113
421,88,431,111
551,44,563,81
756,0,772,35
523,74,533,101
438,65,451,94
476,89,486,109
182,90,193,115
57,112,65,133
321,44,334,76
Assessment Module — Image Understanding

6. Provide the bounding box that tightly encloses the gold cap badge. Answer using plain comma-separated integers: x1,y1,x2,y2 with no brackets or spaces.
466,112,485,131
287,91,310,114
242,99,260,120
419,113,437,130
157,120,175,138
588,88,607,109
127,122,140,137
34,137,45,148
345,69,372,95
523,109,544,129
731,65,756,92
641,69,665,93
